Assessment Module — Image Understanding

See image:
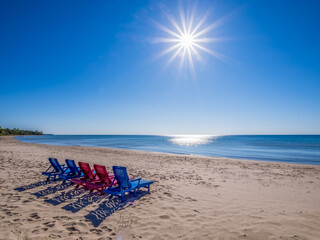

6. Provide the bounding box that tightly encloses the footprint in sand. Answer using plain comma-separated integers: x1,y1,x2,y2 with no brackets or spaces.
9,195,21,201
32,229,40,234
42,221,55,227
28,213,40,221
66,226,79,233
5,210,13,216
53,216,71,221
163,192,172,197
49,234,62,239
101,226,113,232
90,229,103,234
76,221,87,227
185,196,197,202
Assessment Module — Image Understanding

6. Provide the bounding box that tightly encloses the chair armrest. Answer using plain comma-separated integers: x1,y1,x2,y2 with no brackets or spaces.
44,165,53,173
106,187,120,192
131,178,141,185
131,178,141,182
61,165,69,172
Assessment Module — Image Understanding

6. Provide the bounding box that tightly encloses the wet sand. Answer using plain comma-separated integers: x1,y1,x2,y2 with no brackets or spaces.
0,136,320,239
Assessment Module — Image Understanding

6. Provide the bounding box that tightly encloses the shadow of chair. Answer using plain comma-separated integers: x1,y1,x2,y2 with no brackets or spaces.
85,190,149,227
32,182,73,198
44,187,87,206
14,179,60,192
62,192,107,213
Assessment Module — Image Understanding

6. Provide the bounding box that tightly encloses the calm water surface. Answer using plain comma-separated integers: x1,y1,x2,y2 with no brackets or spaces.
15,135,320,165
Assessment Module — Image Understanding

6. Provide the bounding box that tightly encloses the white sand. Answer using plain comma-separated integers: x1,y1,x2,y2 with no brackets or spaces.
0,136,320,240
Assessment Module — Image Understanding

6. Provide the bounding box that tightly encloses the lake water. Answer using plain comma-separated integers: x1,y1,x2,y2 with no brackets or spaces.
15,135,320,165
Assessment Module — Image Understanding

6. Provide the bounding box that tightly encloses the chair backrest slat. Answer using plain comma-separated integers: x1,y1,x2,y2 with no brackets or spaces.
94,164,112,185
113,166,131,189
79,162,95,180
49,158,63,172
66,159,80,175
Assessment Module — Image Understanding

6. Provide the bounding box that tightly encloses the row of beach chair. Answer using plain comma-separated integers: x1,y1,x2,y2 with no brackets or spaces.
42,158,153,201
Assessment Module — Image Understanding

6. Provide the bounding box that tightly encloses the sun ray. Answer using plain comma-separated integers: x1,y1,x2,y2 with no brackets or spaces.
193,43,228,62
187,47,195,75
152,37,181,43
179,47,187,72
162,12,184,37
190,11,209,36
190,45,202,62
193,37,228,43
153,21,181,39
164,44,185,69
179,4,187,34
192,21,221,38
154,43,183,60
193,10,237,38
188,9,194,35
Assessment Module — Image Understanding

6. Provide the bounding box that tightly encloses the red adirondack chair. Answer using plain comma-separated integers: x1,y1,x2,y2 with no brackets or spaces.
84,164,117,193
70,162,99,187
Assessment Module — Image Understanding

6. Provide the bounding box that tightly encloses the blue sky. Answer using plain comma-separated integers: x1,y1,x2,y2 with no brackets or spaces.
0,0,319,135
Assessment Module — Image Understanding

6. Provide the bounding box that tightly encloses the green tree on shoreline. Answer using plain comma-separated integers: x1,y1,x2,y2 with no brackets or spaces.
0,126,43,136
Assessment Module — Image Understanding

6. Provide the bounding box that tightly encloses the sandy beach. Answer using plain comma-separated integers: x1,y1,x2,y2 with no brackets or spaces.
0,136,319,240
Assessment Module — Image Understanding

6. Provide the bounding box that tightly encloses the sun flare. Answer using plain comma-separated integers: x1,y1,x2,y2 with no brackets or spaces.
152,4,227,74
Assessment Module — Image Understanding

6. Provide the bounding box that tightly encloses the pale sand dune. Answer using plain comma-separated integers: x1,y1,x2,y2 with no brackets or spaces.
0,136,320,240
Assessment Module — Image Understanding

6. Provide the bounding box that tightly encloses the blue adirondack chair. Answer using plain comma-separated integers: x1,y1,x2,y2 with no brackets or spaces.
104,166,153,201
42,158,70,180
59,159,83,182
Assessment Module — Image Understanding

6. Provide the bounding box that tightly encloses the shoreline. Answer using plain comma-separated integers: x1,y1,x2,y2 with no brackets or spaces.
1,136,320,239
13,135,320,167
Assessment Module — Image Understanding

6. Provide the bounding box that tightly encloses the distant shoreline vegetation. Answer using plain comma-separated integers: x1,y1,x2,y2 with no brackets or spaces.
0,126,43,136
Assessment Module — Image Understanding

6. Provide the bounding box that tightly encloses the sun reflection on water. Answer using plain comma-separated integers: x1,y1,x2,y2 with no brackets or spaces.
168,135,216,146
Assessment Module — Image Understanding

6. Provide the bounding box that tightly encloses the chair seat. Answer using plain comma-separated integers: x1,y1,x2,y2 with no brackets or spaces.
42,171,60,176
130,179,153,189
85,182,107,190
70,178,84,185
105,179,153,195
130,180,139,189
138,179,154,187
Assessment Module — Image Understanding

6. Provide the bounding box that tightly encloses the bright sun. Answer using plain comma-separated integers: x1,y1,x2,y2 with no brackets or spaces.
153,4,226,74
180,33,194,48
